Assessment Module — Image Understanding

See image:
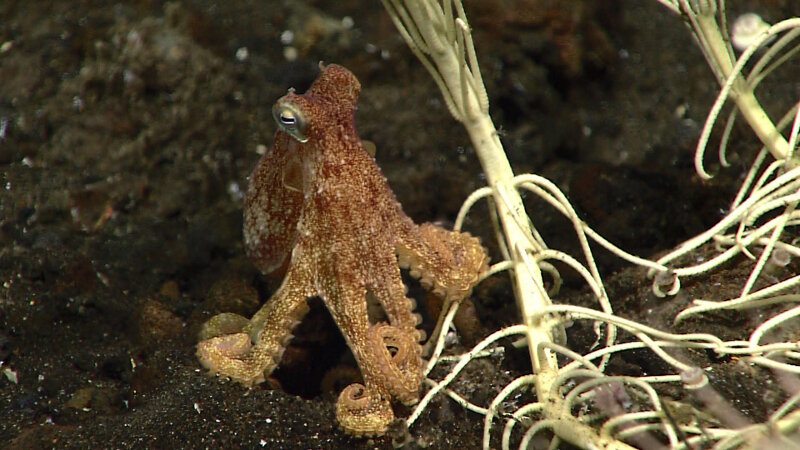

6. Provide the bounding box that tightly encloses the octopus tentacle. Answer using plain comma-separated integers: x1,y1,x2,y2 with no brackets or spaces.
368,253,426,342
335,383,394,437
397,223,489,303
321,278,422,409
196,333,265,384
196,264,312,386
366,322,422,405
198,312,251,340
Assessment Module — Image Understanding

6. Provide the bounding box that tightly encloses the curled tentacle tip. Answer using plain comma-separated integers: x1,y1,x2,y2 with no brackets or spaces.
696,169,714,181
672,313,689,326
336,383,394,436
695,157,714,180
196,333,252,362
652,270,680,297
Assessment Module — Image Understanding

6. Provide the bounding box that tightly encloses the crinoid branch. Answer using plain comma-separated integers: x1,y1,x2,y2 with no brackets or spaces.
658,0,800,177
384,0,800,449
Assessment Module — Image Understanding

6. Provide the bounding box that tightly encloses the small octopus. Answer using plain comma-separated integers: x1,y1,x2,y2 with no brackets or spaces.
197,64,488,436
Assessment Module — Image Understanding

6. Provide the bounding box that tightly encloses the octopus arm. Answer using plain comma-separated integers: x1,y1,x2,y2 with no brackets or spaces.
397,223,489,303
196,257,313,386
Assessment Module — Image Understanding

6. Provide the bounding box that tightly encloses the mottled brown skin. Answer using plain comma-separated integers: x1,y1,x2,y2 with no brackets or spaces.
196,64,488,436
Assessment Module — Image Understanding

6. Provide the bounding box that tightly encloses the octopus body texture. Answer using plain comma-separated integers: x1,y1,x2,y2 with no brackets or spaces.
197,64,488,436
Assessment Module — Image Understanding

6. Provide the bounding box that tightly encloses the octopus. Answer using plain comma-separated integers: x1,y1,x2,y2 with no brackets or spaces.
196,64,488,436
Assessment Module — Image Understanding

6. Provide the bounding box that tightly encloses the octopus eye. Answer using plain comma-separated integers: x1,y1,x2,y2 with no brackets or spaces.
273,103,309,143
280,112,297,126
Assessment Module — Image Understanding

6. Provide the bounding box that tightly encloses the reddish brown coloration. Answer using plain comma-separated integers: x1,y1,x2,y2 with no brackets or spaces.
196,64,488,436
